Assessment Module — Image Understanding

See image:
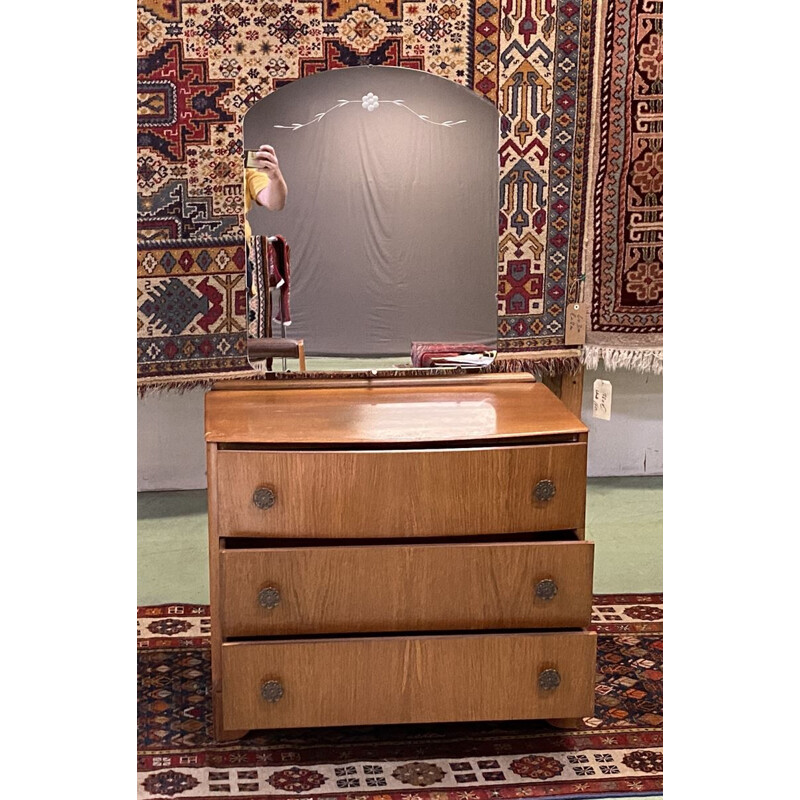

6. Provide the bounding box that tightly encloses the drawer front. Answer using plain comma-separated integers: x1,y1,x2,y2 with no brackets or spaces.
214,444,587,538
222,631,596,730
220,540,594,636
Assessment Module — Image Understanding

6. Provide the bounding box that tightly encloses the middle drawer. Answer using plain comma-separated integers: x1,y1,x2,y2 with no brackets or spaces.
220,539,594,636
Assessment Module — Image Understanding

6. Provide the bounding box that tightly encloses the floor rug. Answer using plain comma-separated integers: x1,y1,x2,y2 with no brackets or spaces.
137,1,602,390
137,594,662,799
583,0,663,373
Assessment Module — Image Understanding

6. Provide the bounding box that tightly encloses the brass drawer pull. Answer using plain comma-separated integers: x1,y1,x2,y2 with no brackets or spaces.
261,680,284,703
533,479,556,502
535,578,558,601
253,486,276,510
538,668,561,691
258,587,281,609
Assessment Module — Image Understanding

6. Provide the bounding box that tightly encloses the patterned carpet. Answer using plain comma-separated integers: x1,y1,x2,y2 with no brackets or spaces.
584,0,663,372
136,1,603,389
137,594,663,798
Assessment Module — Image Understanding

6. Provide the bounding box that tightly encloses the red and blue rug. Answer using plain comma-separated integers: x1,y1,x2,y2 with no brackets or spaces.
137,594,662,798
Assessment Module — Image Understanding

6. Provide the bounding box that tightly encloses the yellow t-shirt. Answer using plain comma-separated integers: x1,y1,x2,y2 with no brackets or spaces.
244,168,270,238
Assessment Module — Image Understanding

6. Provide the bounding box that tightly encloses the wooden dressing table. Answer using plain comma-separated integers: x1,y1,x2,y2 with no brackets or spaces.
205,373,594,739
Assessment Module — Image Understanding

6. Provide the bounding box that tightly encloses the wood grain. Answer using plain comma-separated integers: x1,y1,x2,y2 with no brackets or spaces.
220,540,594,636
206,379,593,738
205,379,587,445
215,443,587,538
211,373,534,391
555,369,585,420
221,631,597,730
206,445,243,740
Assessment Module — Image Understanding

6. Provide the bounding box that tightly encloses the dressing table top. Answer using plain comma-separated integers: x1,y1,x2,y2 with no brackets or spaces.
205,375,587,445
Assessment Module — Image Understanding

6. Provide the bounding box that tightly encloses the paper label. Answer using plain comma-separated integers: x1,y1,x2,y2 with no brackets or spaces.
592,379,612,420
565,303,586,345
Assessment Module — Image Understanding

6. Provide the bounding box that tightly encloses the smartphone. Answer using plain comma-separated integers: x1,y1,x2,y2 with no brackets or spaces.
245,150,260,169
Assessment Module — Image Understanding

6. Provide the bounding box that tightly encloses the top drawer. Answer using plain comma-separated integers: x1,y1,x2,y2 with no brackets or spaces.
211,443,587,538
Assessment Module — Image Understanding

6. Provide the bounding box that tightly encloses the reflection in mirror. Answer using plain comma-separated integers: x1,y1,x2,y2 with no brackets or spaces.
353,400,498,441
244,66,501,373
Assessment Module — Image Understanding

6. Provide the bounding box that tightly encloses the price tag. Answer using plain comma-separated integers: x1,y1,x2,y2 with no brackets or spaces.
592,379,612,420
565,303,586,345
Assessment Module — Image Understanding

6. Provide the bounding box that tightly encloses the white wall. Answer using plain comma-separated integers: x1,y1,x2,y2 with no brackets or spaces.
137,388,208,490
582,367,663,477
137,369,663,490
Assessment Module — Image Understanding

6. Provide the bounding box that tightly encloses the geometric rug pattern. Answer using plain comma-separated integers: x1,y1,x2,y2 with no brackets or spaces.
137,1,605,389
585,0,663,369
137,594,663,798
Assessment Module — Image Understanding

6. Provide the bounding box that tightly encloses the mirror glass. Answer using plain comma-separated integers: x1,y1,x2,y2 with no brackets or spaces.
243,66,500,372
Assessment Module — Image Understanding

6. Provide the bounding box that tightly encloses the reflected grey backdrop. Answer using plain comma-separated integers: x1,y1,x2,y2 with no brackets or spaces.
244,66,501,371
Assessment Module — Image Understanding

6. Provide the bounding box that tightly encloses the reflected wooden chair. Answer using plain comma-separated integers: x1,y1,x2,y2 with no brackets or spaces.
248,337,306,371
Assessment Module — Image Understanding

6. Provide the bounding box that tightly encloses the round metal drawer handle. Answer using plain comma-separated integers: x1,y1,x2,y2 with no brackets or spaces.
538,668,561,691
535,578,558,601
261,680,284,703
533,479,556,502
253,486,276,510
258,586,281,609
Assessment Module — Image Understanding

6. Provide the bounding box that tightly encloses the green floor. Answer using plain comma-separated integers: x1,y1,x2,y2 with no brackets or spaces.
138,476,662,604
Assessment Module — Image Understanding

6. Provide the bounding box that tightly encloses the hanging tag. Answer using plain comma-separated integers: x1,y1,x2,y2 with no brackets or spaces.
565,302,586,345
592,379,612,420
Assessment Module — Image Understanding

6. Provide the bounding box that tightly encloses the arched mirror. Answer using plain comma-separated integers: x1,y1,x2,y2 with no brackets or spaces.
243,65,501,372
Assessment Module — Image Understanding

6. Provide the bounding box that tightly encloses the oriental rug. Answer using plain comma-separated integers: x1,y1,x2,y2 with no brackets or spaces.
137,594,663,799
583,0,663,373
137,1,603,390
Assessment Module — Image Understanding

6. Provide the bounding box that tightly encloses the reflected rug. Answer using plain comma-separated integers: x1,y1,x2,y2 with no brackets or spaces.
136,1,602,390
137,594,662,799
583,0,663,373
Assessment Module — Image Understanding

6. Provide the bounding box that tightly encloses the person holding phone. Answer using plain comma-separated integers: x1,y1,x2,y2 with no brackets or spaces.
244,144,288,238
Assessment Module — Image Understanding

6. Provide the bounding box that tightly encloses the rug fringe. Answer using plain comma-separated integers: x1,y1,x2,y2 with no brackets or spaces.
138,367,492,395
138,350,595,395
250,367,493,380
137,370,261,397
491,351,583,377
582,346,663,375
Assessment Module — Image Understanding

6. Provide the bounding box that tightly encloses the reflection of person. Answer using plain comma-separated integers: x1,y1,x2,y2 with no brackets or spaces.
244,144,288,238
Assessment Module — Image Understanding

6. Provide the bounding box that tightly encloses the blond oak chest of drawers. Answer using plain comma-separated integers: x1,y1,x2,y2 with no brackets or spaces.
205,374,595,740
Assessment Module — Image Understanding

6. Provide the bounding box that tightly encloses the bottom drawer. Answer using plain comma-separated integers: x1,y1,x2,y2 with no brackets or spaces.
221,631,596,730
